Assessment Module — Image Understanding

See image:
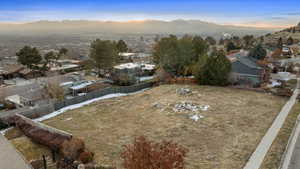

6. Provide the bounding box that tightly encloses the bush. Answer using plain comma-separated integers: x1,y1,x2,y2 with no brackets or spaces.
60,138,85,161
155,67,173,84
121,136,188,169
112,73,137,86
45,81,65,101
79,152,94,164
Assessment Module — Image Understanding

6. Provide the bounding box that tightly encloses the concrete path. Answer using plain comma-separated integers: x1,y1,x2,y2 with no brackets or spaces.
278,114,300,169
243,79,300,169
287,128,300,169
0,134,32,169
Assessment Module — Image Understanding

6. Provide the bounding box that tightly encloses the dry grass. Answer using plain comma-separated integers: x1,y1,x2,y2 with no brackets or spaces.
260,103,300,169
8,85,286,169
10,136,51,162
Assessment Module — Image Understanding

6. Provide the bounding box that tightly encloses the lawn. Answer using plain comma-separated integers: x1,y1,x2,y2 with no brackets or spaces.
7,85,286,169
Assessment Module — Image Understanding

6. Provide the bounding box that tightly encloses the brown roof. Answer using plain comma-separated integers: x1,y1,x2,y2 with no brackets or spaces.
0,64,24,75
19,68,32,75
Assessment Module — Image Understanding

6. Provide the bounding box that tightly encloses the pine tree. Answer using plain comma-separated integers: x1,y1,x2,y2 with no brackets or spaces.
287,37,294,45
226,41,237,52
248,44,267,60
277,37,283,49
116,40,128,53
196,50,231,86
90,39,118,75
205,36,216,46
153,35,209,76
16,46,42,70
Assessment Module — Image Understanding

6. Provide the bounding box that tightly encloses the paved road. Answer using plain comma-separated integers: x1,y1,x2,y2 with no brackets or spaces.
0,134,32,169
243,79,300,169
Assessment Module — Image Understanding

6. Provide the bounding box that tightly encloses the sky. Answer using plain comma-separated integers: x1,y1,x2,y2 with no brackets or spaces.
0,0,300,28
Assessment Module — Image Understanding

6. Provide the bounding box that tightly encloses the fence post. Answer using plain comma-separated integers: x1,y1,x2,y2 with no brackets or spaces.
42,155,47,169
51,150,56,162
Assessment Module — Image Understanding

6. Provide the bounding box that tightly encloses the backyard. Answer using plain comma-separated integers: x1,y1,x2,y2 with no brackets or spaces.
6,84,287,169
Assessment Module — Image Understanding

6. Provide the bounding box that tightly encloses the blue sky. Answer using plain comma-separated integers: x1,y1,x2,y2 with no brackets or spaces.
0,0,299,28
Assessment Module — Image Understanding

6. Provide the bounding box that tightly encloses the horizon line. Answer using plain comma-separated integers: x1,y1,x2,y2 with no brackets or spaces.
0,19,293,30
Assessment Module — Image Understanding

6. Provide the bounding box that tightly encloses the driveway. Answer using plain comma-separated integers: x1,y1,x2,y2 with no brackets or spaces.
0,134,32,169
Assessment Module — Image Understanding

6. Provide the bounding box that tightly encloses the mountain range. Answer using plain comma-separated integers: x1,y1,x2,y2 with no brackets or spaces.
0,20,277,37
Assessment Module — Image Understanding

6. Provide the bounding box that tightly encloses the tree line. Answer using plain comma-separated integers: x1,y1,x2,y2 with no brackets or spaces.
16,46,68,72
153,35,232,86
16,35,267,86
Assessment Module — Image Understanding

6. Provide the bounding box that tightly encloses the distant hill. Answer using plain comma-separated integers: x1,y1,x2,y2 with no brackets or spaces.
264,22,300,45
0,20,276,37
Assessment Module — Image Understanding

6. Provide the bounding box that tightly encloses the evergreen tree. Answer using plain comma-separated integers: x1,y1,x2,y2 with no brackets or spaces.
192,36,209,58
226,41,238,52
277,37,283,49
16,46,42,70
196,50,231,86
248,44,267,60
243,35,254,49
153,35,209,76
219,38,225,45
42,51,56,71
205,36,216,46
287,37,294,45
58,47,68,59
116,40,128,53
90,39,119,75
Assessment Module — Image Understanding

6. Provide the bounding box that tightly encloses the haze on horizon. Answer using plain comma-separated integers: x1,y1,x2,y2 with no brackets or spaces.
0,0,299,29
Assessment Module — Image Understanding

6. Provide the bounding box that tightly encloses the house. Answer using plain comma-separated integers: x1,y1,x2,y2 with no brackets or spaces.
4,88,48,108
68,81,94,96
49,59,83,74
112,62,156,85
0,64,24,80
119,52,152,62
228,52,267,87
282,46,292,57
113,63,155,76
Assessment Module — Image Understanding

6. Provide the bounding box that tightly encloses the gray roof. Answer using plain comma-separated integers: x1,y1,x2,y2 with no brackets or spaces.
237,57,262,70
232,56,262,76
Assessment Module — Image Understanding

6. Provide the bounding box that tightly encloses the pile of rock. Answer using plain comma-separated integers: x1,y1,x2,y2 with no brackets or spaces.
176,88,192,96
173,101,199,112
173,101,210,113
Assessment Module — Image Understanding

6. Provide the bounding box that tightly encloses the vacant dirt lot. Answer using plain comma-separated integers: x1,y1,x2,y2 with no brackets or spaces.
8,85,286,169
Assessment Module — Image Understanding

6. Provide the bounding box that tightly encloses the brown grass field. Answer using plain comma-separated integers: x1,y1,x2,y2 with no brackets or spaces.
7,85,287,169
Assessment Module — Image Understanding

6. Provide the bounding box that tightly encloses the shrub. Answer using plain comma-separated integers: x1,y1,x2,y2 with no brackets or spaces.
121,136,188,169
112,73,137,86
79,152,94,164
155,67,173,84
60,138,85,161
45,81,65,101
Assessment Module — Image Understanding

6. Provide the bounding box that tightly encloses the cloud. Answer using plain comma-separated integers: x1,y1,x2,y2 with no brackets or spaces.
284,12,300,16
269,16,286,20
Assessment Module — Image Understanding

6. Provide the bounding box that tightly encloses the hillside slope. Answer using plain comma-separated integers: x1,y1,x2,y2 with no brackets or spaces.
264,22,300,44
